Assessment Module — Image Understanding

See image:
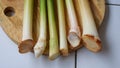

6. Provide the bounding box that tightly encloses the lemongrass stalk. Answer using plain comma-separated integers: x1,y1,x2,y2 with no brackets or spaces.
57,0,68,56
34,0,47,58
19,0,34,53
78,0,102,52
47,0,59,60
65,0,81,49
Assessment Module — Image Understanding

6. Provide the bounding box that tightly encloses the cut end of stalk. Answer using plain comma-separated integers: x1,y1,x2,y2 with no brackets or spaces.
34,50,42,58
49,52,60,60
70,44,83,51
34,48,43,58
68,32,81,48
19,39,34,53
34,41,46,58
82,35,102,52
60,49,69,56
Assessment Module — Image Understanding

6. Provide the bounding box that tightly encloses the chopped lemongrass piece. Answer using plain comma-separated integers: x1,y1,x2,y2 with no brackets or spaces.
65,0,81,49
47,0,60,60
78,0,102,52
19,0,34,53
34,0,47,58
57,0,68,56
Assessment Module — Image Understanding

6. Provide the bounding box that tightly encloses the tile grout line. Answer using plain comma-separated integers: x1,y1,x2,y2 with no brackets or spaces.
75,51,77,68
105,3,120,6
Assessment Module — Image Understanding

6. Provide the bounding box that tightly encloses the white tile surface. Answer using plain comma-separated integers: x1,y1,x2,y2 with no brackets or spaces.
107,0,120,4
77,5,120,68
0,27,75,68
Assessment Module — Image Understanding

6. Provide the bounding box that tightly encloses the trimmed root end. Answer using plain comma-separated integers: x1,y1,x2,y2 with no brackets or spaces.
82,35,102,52
34,48,43,58
70,44,83,51
49,53,60,60
34,41,46,58
68,32,81,49
60,49,69,56
18,39,34,53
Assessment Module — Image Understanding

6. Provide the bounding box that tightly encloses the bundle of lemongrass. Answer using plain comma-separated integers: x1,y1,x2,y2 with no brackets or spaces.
19,0,102,60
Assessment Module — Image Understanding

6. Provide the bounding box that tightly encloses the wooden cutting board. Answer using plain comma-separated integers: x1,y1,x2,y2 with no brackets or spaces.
0,0,105,45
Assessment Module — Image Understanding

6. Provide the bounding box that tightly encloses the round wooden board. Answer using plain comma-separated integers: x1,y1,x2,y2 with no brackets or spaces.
0,0,105,45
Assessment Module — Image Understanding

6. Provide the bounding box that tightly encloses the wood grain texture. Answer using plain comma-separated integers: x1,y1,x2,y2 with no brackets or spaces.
0,0,105,46
90,0,105,27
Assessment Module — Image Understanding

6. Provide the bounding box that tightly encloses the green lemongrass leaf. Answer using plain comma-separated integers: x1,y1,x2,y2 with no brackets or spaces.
47,0,60,60
57,0,68,56
34,0,47,58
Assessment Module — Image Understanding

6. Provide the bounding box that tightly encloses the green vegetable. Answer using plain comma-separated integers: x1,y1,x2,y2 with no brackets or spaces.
57,0,68,56
34,0,47,58
19,0,34,53
47,0,60,60
65,0,81,49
